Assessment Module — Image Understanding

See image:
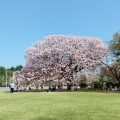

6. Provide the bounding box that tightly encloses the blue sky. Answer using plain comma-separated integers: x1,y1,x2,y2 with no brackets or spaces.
0,0,120,68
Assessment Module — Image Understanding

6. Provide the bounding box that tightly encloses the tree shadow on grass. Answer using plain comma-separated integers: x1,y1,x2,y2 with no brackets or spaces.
30,116,57,120
3,91,10,93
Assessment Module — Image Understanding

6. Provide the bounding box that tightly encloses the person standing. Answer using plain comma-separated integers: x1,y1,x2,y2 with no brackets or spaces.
10,81,15,93
102,81,106,91
92,81,94,89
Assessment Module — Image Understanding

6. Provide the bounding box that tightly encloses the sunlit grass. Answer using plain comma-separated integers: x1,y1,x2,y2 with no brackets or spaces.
0,91,120,120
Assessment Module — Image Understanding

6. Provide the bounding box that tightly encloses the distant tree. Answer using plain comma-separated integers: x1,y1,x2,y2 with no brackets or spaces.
0,66,5,76
9,66,15,71
9,65,23,71
0,66,6,87
15,65,23,71
0,65,23,87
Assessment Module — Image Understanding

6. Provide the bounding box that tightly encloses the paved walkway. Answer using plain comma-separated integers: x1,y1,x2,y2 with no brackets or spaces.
0,87,10,91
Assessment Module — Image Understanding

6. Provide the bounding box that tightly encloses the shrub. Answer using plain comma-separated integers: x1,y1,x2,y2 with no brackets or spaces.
105,82,120,88
112,83,120,88
106,81,113,88
117,87,120,92
94,80,102,89
80,83,87,88
86,85,92,89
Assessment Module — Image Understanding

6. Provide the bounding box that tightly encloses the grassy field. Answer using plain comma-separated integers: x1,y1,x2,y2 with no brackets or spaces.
0,91,120,120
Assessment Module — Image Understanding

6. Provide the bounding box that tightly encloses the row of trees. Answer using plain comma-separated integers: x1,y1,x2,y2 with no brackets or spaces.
0,65,23,87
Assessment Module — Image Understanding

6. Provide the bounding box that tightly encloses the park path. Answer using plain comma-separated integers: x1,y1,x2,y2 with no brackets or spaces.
0,87,10,91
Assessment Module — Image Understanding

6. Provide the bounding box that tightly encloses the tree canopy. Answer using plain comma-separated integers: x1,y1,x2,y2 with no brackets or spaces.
12,35,108,87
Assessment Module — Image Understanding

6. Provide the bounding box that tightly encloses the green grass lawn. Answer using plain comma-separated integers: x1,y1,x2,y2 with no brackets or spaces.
0,91,120,120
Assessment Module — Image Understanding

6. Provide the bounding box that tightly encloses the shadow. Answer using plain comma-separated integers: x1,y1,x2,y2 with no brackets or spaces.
30,116,57,120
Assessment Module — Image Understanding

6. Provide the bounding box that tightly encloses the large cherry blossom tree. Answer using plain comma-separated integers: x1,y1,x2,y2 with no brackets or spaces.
13,35,108,89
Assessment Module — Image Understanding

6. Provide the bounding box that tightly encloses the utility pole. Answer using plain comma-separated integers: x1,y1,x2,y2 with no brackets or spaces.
6,70,7,87
2,75,4,87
